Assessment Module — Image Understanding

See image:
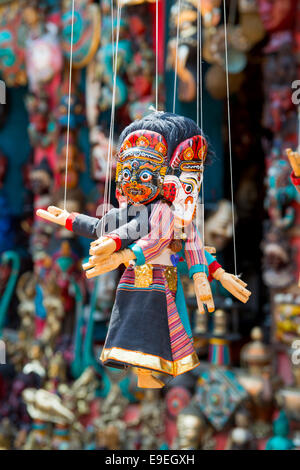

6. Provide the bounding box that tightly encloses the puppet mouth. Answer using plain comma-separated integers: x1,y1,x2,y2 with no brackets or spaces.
123,183,158,203
129,189,146,195
123,183,151,197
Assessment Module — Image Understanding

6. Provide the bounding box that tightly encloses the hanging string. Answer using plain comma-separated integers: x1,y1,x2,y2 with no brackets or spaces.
63,0,76,211
155,0,159,110
196,0,205,248
101,0,116,224
173,0,182,114
101,0,122,237
223,0,237,276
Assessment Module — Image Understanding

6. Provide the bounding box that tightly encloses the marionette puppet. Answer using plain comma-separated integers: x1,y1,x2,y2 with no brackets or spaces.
83,122,250,344
37,112,251,388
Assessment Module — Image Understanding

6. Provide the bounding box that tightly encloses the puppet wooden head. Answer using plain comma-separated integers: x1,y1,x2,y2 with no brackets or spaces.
164,134,207,226
116,112,209,208
116,130,168,205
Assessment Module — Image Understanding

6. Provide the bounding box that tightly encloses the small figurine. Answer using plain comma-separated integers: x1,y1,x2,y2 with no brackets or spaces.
175,402,212,450
16,272,37,340
265,411,294,450
226,408,257,450
204,200,236,252
238,327,276,437
276,361,300,423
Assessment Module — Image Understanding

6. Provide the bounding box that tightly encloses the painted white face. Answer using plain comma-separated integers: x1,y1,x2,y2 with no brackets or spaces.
165,171,202,226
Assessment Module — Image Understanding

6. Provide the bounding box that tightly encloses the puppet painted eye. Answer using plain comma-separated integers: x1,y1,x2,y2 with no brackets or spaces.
183,183,193,194
122,169,131,181
140,170,152,182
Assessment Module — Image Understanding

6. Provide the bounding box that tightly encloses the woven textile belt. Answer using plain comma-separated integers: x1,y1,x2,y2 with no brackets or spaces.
134,264,177,291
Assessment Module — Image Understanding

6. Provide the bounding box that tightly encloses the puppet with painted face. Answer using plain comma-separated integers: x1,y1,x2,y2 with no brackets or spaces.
116,129,168,206
37,112,250,388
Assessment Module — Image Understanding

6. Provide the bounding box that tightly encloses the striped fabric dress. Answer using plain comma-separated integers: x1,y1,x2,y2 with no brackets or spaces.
100,201,206,377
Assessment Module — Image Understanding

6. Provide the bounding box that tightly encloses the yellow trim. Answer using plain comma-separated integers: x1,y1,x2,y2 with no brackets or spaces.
100,347,200,376
209,338,228,346
120,151,164,165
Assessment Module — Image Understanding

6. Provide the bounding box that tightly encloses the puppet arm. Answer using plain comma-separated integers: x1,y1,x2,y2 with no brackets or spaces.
83,248,136,279
83,200,173,278
184,223,214,313
37,204,151,257
204,249,251,303
212,267,251,303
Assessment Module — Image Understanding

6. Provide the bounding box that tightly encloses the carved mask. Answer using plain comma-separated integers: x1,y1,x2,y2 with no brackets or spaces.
116,130,168,205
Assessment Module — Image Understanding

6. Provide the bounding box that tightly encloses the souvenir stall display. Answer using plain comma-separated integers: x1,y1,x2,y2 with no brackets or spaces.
0,0,299,452
257,0,300,389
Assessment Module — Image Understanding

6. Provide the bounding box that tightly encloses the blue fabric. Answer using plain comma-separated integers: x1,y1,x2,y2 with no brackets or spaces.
129,243,145,266
35,284,47,320
189,263,208,278
204,250,216,265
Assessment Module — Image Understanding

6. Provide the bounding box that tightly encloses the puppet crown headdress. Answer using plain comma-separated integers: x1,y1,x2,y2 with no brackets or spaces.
169,135,208,172
118,130,168,165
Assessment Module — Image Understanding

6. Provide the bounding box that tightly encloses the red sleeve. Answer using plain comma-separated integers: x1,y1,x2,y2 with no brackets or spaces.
208,260,222,282
106,233,122,251
65,212,79,232
291,171,300,192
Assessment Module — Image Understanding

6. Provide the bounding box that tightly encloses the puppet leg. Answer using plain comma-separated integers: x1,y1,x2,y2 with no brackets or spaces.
136,368,164,389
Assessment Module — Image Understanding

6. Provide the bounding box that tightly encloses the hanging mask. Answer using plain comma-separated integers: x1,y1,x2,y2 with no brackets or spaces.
164,135,207,227
116,130,168,205
61,0,101,68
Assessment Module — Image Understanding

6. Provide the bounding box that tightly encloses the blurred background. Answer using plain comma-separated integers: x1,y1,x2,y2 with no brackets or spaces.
0,0,299,451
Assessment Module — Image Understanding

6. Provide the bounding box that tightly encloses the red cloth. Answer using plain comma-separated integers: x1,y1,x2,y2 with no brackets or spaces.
65,212,79,231
291,171,300,192
106,233,122,251
208,260,222,282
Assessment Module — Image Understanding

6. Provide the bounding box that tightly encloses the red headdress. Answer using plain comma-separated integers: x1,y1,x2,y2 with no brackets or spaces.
169,135,207,172
118,130,168,165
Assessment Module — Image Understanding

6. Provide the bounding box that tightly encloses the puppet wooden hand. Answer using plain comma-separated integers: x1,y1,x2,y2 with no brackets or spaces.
82,249,136,279
36,206,70,226
286,149,300,177
213,268,251,304
89,237,117,256
193,272,215,314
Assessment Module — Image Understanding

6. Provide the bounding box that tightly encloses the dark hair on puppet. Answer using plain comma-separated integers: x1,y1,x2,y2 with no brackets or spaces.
118,112,215,165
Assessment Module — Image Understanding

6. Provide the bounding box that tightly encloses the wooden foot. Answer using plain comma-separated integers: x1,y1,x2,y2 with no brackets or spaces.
136,368,164,389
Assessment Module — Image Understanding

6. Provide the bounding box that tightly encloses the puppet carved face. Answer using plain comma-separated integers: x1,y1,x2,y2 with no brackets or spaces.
117,130,168,205
120,158,162,205
164,134,207,226
164,171,202,226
